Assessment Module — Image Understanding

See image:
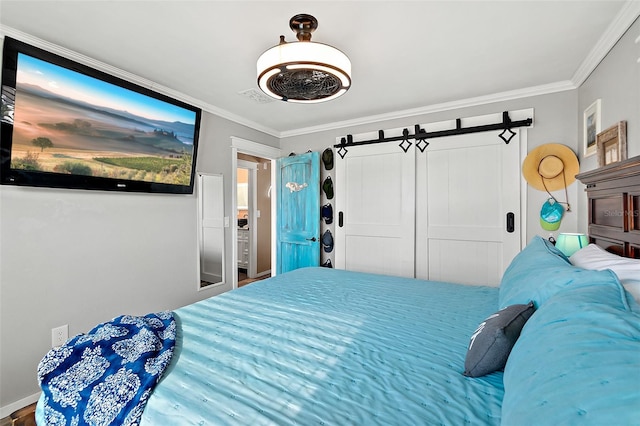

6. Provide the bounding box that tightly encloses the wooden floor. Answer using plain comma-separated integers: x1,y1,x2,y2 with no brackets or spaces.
1,402,36,426
238,269,270,287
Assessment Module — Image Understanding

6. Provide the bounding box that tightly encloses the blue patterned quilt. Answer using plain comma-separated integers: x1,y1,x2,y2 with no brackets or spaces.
37,311,176,426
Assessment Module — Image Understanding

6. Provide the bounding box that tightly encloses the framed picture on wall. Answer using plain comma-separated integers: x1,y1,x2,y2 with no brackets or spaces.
597,121,627,167
583,99,601,157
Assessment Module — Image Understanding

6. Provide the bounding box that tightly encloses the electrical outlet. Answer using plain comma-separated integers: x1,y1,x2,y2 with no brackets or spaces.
51,325,68,347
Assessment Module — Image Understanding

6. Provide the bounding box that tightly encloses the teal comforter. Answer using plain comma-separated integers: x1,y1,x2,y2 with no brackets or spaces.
140,267,503,425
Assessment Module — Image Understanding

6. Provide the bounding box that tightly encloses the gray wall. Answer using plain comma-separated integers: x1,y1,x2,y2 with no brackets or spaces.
576,17,640,231
0,109,277,410
196,113,279,289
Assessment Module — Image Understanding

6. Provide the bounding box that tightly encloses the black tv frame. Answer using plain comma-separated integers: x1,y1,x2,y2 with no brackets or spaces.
1,37,201,194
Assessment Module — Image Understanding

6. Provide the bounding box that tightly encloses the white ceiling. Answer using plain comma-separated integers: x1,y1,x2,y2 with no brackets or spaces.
0,1,636,137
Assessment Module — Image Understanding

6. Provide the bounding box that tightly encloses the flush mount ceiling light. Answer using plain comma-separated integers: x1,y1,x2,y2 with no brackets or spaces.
257,14,351,103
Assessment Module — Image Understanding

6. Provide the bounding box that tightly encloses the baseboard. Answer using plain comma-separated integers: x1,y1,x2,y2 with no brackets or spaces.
0,393,39,419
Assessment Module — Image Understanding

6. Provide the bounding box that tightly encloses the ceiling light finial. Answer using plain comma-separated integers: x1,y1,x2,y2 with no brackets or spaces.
257,14,351,103
290,13,317,42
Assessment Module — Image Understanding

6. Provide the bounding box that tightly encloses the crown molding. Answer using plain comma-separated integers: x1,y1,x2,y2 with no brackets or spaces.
280,80,575,138
0,26,281,138
572,0,640,86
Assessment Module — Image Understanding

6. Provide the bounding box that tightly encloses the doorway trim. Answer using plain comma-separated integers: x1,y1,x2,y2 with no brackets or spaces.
231,136,281,289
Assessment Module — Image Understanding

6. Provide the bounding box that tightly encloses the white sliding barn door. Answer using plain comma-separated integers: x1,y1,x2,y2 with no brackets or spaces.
415,130,521,286
335,142,415,277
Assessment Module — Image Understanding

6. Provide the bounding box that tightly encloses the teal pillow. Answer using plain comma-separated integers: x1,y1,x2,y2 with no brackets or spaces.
502,270,640,425
499,236,586,308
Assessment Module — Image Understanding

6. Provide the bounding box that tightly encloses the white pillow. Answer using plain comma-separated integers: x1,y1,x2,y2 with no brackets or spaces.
620,279,640,306
570,244,640,304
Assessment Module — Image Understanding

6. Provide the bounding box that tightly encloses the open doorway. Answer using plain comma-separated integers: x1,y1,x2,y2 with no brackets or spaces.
231,137,281,289
236,156,272,286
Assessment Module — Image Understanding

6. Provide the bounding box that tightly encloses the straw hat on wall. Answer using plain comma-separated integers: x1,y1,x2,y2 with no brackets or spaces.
523,143,579,230
522,143,579,192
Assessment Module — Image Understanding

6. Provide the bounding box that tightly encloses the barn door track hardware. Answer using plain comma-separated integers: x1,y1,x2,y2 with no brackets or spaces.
334,111,533,158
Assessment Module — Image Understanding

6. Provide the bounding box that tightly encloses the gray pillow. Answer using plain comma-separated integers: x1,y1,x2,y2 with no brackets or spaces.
464,302,535,377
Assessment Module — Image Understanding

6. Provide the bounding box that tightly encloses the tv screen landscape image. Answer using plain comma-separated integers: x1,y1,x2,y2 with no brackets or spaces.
1,37,201,194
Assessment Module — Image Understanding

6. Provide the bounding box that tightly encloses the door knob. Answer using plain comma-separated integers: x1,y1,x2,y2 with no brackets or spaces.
306,237,317,242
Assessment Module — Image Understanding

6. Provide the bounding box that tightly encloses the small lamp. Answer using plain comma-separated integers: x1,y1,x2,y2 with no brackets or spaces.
555,233,589,257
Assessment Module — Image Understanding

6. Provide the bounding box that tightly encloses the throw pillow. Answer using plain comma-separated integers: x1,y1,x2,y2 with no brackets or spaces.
464,302,535,377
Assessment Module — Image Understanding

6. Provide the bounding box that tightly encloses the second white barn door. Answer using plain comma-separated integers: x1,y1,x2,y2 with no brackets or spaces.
335,129,521,285
415,130,521,286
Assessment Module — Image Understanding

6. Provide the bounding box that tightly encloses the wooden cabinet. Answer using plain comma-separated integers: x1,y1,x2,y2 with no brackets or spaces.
238,229,249,268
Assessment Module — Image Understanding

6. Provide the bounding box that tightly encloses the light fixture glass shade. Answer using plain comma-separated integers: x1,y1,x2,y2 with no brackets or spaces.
257,14,351,103
555,233,589,257
257,41,351,102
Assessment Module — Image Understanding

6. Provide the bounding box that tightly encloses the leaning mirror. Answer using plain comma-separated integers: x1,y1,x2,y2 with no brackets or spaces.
198,173,225,288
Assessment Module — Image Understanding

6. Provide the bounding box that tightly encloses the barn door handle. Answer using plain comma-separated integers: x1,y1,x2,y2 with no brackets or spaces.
306,237,317,242
339,211,344,227
506,212,515,233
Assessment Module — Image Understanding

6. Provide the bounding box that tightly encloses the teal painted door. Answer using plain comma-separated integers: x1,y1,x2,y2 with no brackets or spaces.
276,152,320,274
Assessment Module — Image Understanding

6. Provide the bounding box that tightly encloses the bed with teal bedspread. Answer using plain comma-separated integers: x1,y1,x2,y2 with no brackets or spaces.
36,236,640,425
141,267,504,425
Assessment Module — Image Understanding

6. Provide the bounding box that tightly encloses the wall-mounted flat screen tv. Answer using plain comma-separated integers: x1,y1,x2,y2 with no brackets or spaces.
1,37,201,194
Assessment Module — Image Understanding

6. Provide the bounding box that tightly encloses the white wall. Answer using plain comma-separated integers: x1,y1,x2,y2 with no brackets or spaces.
0,108,278,413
